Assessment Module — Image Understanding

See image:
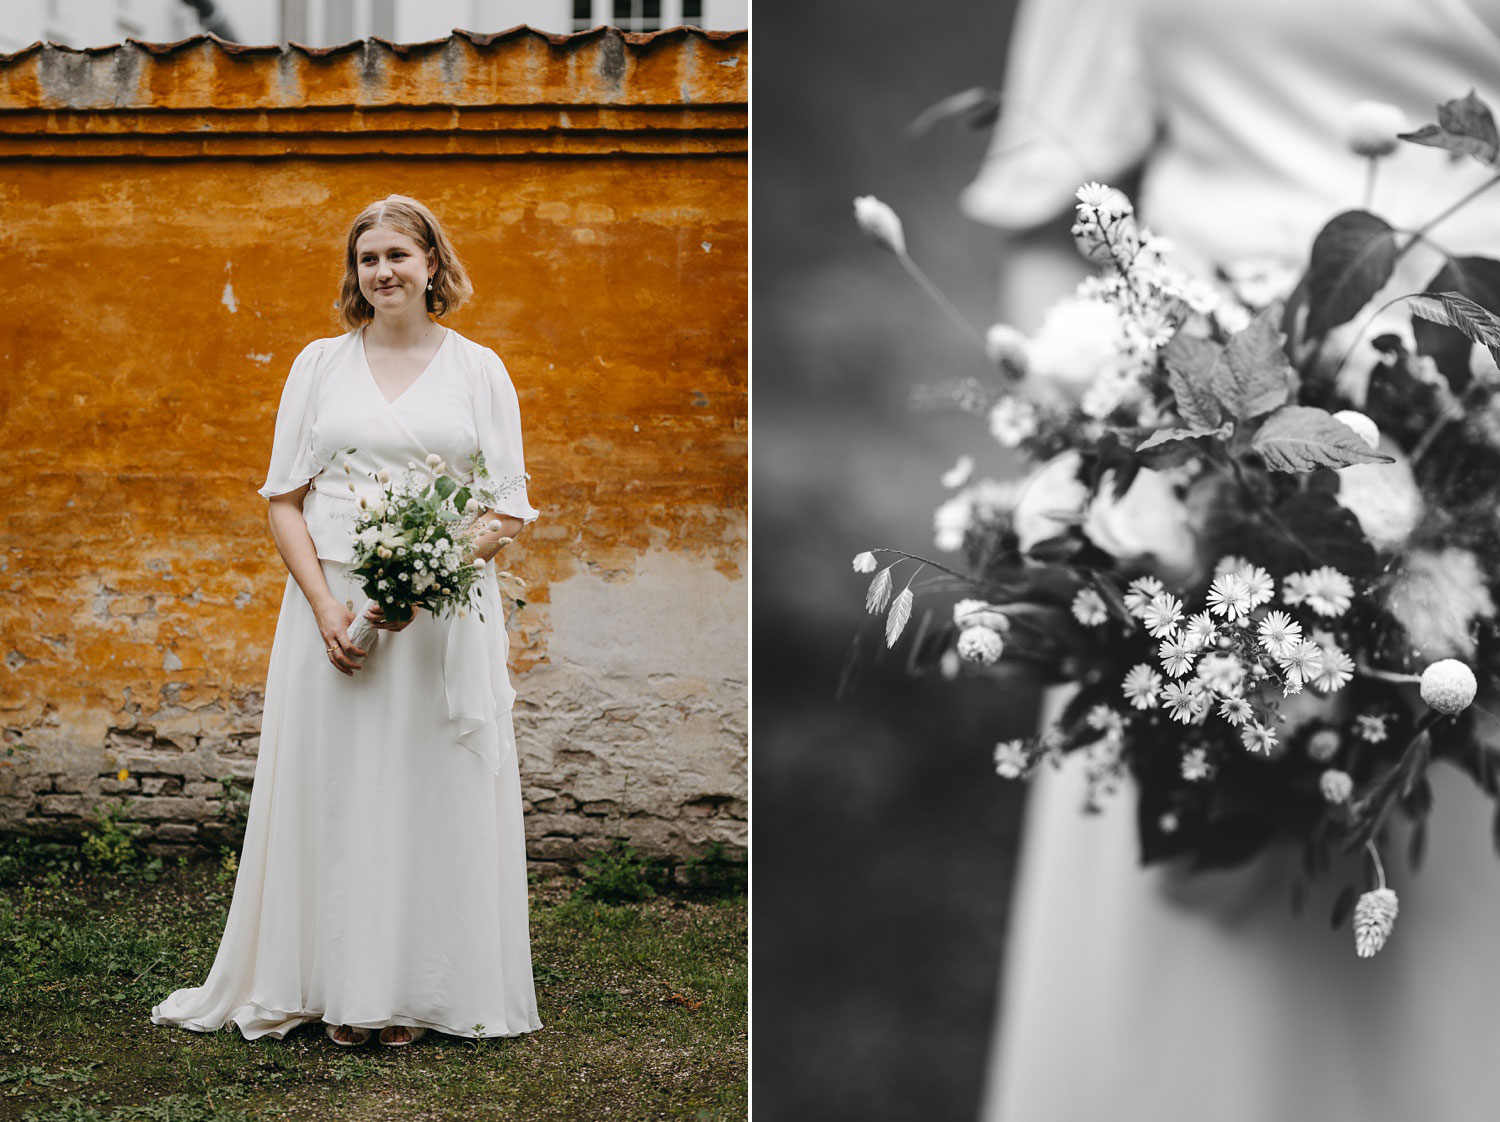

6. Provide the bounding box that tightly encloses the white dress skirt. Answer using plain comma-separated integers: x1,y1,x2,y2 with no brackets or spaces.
152,326,542,1040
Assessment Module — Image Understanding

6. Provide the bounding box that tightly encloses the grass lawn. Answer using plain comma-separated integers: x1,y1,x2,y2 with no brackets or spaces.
0,853,746,1122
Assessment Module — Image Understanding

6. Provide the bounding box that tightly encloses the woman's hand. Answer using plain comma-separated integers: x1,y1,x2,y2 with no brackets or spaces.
365,603,418,633
313,597,366,675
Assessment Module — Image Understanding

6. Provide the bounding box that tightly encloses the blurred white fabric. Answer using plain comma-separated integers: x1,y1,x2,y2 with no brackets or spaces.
970,2,1500,1119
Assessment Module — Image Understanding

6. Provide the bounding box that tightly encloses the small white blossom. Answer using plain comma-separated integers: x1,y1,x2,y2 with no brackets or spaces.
1140,593,1184,639
426,453,442,468
1258,611,1303,659
1355,714,1388,743
1283,567,1354,617
957,626,1005,665
1123,576,1166,618
984,324,1030,374
1354,887,1400,957
1181,747,1213,781
1071,588,1109,627
1344,100,1407,158
1320,769,1354,805
851,551,878,574
1163,681,1207,723
377,468,392,485
1236,564,1275,609
1086,705,1125,738
993,739,1031,779
853,195,905,255
988,396,1039,447
940,455,974,489
1158,633,1197,679
1307,728,1341,762
1241,721,1279,755
1183,612,1218,650
1207,574,1253,621
1218,696,1253,726
1278,639,1325,691
1420,659,1477,715
1312,646,1354,693
1123,663,1163,710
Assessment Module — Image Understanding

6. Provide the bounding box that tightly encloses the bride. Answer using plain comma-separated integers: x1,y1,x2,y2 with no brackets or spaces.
962,0,1500,1118
151,194,541,1047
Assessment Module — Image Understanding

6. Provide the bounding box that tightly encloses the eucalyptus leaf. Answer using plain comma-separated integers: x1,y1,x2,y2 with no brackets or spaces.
1252,406,1395,471
1399,90,1500,167
1209,305,1294,419
1304,211,1398,337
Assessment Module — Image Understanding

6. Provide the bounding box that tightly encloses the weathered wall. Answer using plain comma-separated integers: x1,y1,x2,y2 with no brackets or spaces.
0,28,747,870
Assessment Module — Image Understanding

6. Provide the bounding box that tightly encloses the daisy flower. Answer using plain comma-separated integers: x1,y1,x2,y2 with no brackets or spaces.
1183,612,1218,650
1214,555,1251,576
993,739,1031,779
1195,652,1246,695
1277,639,1325,690
1355,714,1388,743
1141,593,1185,638
1158,633,1197,678
1283,566,1354,617
1075,181,1116,209
1122,663,1163,710
1241,720,1279,755
1123,576,1166,618
1312,646,1355,693
1163,681,1207,723
1218,696,1254,726
1207,573,1252,620
1257,611,1303,659
1235,564,1276,609
1071,587,1109,627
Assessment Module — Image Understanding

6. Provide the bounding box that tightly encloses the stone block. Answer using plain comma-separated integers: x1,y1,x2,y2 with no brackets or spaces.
528,835,585,861
138,776,183,796
36,794,87,817
152,823,198,841
121,796,211,822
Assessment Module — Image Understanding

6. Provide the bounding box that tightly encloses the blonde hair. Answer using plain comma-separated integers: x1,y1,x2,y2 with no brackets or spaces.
336,194,473,331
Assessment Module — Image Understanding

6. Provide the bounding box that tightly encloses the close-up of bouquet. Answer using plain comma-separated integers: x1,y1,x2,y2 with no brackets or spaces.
852,92,1500,958
344,453,514,654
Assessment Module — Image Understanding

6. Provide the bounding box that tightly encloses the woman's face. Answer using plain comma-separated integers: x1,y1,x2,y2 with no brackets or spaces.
355,225,435,318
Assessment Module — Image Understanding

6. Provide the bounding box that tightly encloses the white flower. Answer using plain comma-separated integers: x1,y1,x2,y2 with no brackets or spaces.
985,324,1030,374
1355,714,1388,743
988,396,1039,447
1336,443,1422,551
1183,612,1218,650
1320,769,1354,805
1420,659,1477,715
1214,555,1250,576
1083,468,1198,579
1181,747,1213,781
1158,633,1197,678
376,546,393,560
426,453,442,468
1122,663,1162,709
1344,100,1407,158
1206,573,1252,621
1075,181,1117,209
1312,646,1354,693
1123,576,1166,618
993,739,1030,779
1387,548,1496,661
1307,728,1341,762
1235,564,1275,610
1241,721,1279,755
1258,611,1303,659
940,455,974,489
851,551,878,574
1140,593,1184,639
1025,298,1126,402
1278,639,1325,691
957,626,1004,664
1332,410,1380,451
954,600,1009,632
465,497,480,514
377,468,392,485
1282,567,1354,617
1086,705,1125,737
1011,453,1089,553
1071,588,1109,627
853,195,905,255
1197,652,1246,695
1218,696,1253,726
1163,680,1207,723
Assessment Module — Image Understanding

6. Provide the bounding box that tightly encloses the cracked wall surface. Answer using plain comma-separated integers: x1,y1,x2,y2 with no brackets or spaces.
0,29,747,867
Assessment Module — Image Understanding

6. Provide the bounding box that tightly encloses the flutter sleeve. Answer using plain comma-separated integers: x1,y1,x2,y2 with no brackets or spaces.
470,346,540,524
959,0,1158,231
256,338,329,499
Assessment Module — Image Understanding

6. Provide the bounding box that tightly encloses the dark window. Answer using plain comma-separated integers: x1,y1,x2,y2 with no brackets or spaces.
683,0,702,21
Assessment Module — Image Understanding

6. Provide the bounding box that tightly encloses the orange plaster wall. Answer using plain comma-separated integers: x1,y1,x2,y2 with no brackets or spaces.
0,33,746,863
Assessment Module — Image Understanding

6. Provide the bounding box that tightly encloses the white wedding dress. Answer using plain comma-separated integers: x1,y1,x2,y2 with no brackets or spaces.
964,1,1500,1118
151,327,542,1041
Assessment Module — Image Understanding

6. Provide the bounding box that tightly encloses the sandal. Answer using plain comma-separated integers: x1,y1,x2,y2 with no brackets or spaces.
325,1023,372,1047
378,1025,428,1047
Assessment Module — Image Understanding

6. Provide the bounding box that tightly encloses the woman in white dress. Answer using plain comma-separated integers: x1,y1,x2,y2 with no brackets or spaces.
964,2,1500,1118
151,194,541,1048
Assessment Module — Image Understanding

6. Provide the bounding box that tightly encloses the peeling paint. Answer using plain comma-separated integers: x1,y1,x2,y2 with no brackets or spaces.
246,352,273,364
221,279,238,313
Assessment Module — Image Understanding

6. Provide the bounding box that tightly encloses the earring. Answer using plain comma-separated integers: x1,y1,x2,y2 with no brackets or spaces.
427,279,433,291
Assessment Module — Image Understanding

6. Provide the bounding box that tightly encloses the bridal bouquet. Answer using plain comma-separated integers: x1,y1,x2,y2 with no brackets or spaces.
851,92,1500,957
344,453,496,653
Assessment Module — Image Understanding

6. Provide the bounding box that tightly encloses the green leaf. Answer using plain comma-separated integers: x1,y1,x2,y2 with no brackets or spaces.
1161,333,1224,428
1207,304,1294,420
1252,405,1395,471
1407,289,1500,373
1305,211,1398,337
433,475,457,500
453,486,472,512
1399,90,1500,167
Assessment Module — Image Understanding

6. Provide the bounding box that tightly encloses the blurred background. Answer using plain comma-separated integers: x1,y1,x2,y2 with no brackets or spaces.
754,3,1043,1120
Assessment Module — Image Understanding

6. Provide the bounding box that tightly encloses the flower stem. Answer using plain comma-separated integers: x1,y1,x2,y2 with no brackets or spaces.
1363,157,1378,211
1365,838,1386,891
895,250,993,367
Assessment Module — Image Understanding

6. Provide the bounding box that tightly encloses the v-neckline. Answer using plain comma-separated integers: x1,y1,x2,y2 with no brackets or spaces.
360,325,450,407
